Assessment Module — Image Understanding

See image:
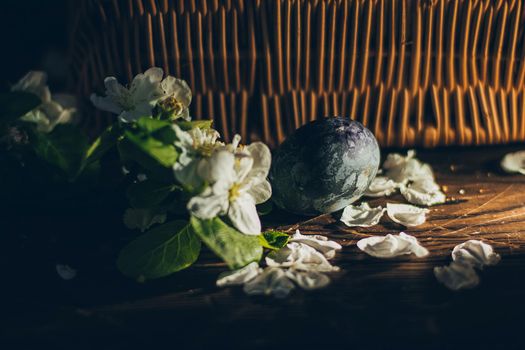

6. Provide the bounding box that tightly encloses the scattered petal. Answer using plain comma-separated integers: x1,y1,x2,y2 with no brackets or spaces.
501,151,525,175
386,203,429,227
56,264,77,280
451,240,501,269
365,176,399,197
266,242,339,272
400,179,446,206
285,270,331,290
243,267,295,298
357,232,429,258
434,262,480,291
383,150,434,184
216,262,262,287
289,230,342,259
340,202,386,228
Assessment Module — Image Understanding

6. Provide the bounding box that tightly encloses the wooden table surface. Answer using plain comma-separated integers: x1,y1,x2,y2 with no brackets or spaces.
3,145,525,349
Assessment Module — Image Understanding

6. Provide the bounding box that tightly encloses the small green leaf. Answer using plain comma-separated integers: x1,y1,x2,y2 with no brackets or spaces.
126,179,178,208
0,91,41,125
85,123,122,165
117,220,201,280
259,230,290,250
190,216,263,269
176,119,213,131
136,117,178,144
30,124,89,179
123,130,178,168
123,208,167,232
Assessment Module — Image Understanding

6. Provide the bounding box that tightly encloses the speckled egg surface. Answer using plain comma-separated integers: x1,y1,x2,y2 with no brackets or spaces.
270,117,380,216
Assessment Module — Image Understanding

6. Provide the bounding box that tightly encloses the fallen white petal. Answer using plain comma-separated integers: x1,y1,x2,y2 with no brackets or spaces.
243,267,295,298
386,203,429,227
56,264,77,280
286,270,331,290
216,262,262,287
434,262,480,291
400,180,446,207
383,150,435,184
289,230,342,259
266,242,339,272
501,151,525,175
365,176,399,197
451,240,501,269
357,232,429,258
340,202,386,228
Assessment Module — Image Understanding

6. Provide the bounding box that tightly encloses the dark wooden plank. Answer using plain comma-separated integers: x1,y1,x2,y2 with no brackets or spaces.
3,145,525,349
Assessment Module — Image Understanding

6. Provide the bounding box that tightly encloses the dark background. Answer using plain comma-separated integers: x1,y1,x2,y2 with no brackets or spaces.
0,0,69,89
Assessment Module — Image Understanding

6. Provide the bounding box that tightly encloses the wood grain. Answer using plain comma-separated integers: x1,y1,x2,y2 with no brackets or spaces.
3,146,525,348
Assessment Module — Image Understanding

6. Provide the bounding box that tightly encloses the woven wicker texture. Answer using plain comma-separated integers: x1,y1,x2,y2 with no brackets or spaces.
70,0,525,147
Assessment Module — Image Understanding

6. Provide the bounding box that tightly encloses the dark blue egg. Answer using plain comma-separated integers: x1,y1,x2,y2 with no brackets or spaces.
270,117,380,215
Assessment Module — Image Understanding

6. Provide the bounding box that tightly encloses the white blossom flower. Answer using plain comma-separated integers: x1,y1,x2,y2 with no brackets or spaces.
501,151,525,175
172,125,223,189
289,230,342,259
12,71,77,133
243,267,295,298
400,178,446,206
434,261,480,291
357,232,429,258
123,208,167,232
365,176,399,197
340,202,386,228
56,264,77,280
265,242,339,272
187,140,272,235
451,240,501,269
285,270,331,290
216,262,262,287
157,76,192,121
386,202,429,227
90,68,164,123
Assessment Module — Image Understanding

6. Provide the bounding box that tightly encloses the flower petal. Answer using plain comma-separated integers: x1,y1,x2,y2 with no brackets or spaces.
356,232,429,258
340,202,386,227
187,190,229,219
228,194,261,235
243,267,295,298
285,270,331,290
56,264,77,280
216,262,262,287
246,179,272,204
289,230,342,259
198,150,235,187
266,242,339,272
246,142,272,180
434,262,480,291
161,76,192,106
386,202,430,227
451,240,501,269
501,151,525,175
400,180,446,207
365,176,399,197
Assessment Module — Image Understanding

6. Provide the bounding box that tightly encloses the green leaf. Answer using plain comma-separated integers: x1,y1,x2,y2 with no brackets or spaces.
30,124,89,179
123,208,167,232
123,130,178,168
117,220,201,280
0,91,41,125
259,230,290,250
176,119,213,131
136,117,178,144
126,179,178,208
190,216,263,269
85,123,122,165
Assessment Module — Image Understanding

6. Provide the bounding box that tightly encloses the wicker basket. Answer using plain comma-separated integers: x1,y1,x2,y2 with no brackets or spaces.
69,0,525,148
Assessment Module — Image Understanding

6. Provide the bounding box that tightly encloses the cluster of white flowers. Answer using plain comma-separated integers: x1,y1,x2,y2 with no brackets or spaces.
434,240,500,290
217,230,341,298
91,67,191,123
365,150,446,206
12,71,77,133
